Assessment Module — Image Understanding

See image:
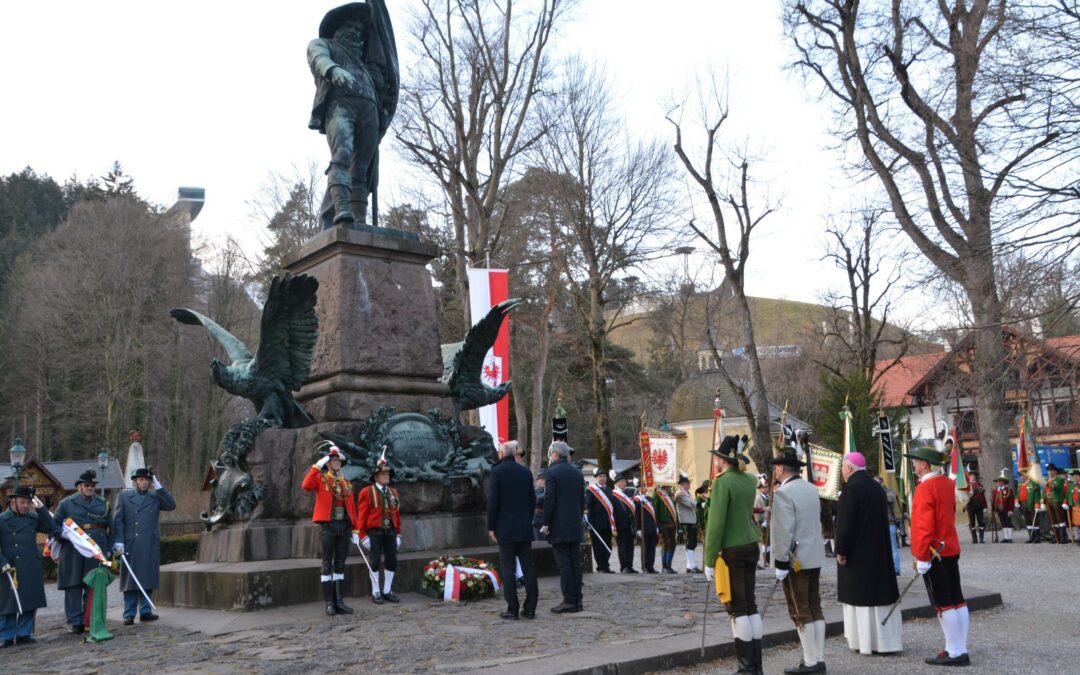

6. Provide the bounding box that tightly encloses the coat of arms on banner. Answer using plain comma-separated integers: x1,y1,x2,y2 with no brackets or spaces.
481,355,502,387
647,435,678,484
805,444,842,500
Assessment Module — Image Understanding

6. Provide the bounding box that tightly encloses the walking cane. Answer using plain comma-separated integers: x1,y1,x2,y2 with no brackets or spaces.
119,553,157,612
881,541,944,625
701,569,711,657
583,516,613,555
353,540,381,595
5,571,22,617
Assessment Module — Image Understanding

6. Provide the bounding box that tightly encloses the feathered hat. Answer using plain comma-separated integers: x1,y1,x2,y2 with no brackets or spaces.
314,440,348,465
371,445,394,480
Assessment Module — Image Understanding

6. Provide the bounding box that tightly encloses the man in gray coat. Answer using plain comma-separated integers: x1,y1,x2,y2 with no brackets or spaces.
53,469,112,634
770,447,827,674
113,467,175,624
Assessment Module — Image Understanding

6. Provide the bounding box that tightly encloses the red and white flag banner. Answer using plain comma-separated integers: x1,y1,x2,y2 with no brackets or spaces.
442,564,502,602
639,430,655,489
647,434,678,484
63,518,108,562
468,268,510,445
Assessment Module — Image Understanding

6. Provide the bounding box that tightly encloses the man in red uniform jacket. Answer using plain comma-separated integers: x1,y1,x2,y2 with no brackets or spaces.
991,473,1015,543
906,446,969,667
301,444,359,615
357,459,402,604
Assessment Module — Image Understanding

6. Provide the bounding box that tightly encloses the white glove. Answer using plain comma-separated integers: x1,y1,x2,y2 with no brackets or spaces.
152,476,163,491
396,535,401,548
916,560,932,575
704,566,715,581
351,533,360,548
114,543,125,555
1,564,14,575
775,568,789,581
361,536,370,550
315,456,330,470
31,496,44,509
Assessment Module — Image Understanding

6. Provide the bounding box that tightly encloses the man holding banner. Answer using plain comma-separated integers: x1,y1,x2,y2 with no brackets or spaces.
53,469,112,634
1,486,56,647
113,467,176,624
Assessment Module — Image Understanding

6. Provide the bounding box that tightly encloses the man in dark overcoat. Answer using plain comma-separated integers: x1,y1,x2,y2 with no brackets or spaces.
835,453,902,655
585,468,615,573
112,467,176,624
53,469,112,634
1,486,57,647
610,471,639,573
487,441,538,620
541,441,585,613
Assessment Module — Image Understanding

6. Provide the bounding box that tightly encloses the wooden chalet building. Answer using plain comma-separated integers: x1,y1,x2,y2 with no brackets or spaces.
875,330,1080,470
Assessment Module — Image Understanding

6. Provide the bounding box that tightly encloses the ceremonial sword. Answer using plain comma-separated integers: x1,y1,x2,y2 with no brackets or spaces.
5,570,22,617
353,540,382,594
119,553,157,612
881,540,945,625
583,516,613,555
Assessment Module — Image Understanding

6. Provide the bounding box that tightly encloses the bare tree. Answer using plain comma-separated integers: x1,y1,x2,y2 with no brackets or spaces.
396,0,575,327
538,61,676,470
818,205,912,385
667,85,777,468
786,0,1080,473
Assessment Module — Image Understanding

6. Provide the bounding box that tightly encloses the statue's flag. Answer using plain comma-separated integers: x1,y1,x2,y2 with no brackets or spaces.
468,268,510,445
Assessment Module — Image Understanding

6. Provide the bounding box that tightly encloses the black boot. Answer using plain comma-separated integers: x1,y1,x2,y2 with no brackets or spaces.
733,638,756,674
978,529,984,543
1034,528,1042,543
334,580,354,615
322,581,335,616
752,638,765,675
969,529,977,544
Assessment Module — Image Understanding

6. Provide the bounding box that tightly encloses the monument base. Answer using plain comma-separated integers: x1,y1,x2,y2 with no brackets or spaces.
197,512,491,563
160,543,592,611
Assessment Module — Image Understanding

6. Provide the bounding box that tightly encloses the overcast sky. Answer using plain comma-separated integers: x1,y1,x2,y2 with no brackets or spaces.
0,1,920,318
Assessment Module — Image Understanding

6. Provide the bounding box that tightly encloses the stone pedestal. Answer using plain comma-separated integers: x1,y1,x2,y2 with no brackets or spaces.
285,226,450,422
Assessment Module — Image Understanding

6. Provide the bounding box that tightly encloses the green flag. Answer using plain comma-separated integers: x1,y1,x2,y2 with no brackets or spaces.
82,566,116,643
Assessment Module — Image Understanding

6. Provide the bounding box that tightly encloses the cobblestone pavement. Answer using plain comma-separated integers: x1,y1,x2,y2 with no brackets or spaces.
675,534,1080,675
5,533,1075,673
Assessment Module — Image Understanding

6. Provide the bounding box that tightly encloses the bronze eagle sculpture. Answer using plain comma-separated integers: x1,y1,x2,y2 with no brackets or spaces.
170,272,319,428
447,298,521,419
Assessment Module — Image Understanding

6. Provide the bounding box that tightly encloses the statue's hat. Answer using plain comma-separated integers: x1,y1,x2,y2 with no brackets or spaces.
319,3,371,39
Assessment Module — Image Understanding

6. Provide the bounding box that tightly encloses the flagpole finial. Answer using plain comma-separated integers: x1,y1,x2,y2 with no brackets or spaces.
640,411,648,430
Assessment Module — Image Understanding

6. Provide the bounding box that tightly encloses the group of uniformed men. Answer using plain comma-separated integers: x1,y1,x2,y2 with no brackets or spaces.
0,467,174,647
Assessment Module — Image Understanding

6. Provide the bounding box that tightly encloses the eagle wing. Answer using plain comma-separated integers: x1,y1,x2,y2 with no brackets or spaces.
170,308,253,365
448,298,521,410
250,273,319,391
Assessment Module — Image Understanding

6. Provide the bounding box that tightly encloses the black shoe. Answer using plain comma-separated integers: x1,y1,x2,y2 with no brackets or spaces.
372,593,385,605
663,567,677,574
784,661,824,674
622,568,638,574
521,610,536,620
140,613,159,622
334,580,355,614
0,639,14,648
15,636,35,645
383,592,400,604
645,569,659,574
500,611,519,620
69,625,84,634
598,568,614,574
123,617,135,626
323,581,335,616
925,651,970,666
551,603,575,613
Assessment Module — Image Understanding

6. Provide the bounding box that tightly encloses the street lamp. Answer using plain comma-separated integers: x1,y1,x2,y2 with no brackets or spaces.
9,437,27,489
97,448,109,498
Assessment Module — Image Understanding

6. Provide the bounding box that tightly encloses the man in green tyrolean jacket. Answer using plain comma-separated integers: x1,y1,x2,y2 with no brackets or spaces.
704,435,763,674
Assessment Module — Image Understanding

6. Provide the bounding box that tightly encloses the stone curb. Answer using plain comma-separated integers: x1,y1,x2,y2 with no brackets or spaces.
467,586,1002,675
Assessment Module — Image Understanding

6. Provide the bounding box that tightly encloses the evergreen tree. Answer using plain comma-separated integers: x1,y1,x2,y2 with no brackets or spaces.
814,369,880,473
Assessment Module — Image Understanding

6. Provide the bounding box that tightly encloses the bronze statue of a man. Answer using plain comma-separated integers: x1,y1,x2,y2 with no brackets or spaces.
308,1,398,230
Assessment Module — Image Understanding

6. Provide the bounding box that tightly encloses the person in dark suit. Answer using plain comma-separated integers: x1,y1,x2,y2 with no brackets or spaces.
635,489,660,574
585,468,615,573
113,467,176,624
611,471,639,573
487,441,539,620
541,441,585,613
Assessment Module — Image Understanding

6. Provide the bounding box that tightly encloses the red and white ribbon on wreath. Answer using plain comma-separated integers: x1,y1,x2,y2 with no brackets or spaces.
442,564,502,601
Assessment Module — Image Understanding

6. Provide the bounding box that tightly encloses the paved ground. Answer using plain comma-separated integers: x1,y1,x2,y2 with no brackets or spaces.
6,532,1075,674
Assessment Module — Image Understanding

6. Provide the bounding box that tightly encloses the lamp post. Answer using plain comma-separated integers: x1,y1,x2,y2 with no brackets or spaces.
9,437,27,491
97,448,109,499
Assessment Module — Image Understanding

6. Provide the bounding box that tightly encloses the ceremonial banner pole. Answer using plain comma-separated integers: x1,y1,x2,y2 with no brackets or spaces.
5,571,22,617
119,554,157,611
